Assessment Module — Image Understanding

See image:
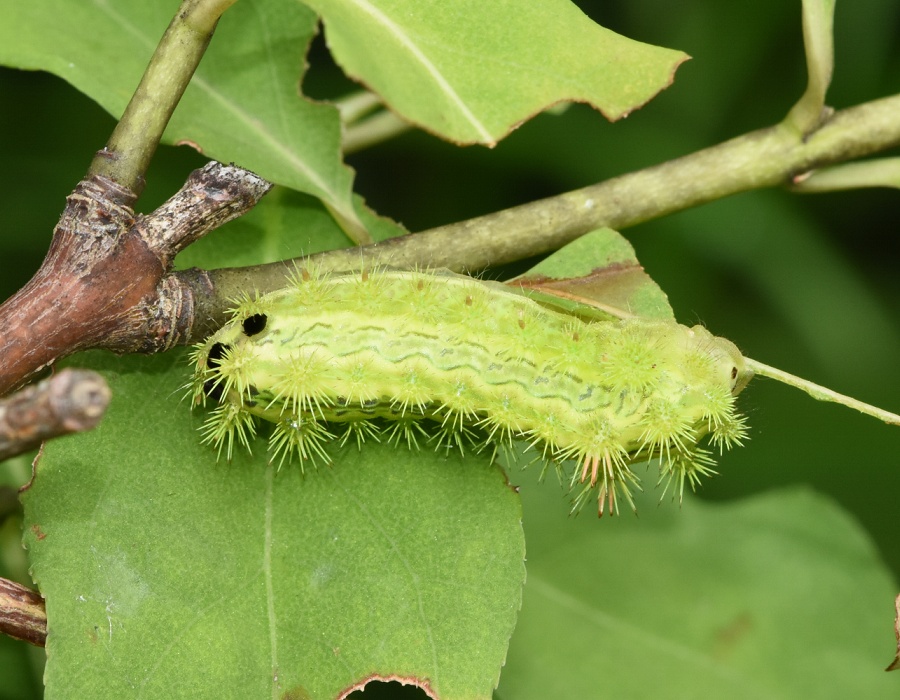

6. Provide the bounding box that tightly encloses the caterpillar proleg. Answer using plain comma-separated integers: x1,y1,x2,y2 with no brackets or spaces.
190,268,751,514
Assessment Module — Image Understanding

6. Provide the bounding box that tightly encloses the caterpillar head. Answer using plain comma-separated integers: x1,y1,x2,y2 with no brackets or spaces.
687,325,753,396
720,338,754,396
190,306,272,406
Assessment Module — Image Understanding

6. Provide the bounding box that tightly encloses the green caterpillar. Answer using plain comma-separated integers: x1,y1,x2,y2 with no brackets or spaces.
190,268,751,514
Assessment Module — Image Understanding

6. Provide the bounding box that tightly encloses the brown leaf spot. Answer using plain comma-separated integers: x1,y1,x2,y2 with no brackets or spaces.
712,611,754,660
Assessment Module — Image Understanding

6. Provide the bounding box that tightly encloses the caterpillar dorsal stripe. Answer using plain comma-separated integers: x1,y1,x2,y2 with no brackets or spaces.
190,268,751,514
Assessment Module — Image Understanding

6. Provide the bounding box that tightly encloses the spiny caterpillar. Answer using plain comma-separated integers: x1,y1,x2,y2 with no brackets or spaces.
189,268,751,514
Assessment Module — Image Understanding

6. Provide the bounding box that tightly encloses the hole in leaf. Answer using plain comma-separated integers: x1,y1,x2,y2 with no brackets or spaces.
344,680,431,700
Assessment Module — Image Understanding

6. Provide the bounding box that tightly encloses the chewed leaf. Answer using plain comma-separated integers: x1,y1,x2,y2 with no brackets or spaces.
511,228,675,321
888,593,900,672
24,351,525,699
305,0,688,145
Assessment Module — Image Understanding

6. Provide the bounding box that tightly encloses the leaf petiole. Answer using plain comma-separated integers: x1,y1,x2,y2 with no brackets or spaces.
745,358,900,426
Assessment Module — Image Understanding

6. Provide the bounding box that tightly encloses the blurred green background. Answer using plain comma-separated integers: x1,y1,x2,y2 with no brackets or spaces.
1,1,899,697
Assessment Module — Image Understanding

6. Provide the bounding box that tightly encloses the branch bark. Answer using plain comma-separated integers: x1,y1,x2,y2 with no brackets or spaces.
0,369,110,462
0,0,247,398
0,163,271,396
0,577,46,647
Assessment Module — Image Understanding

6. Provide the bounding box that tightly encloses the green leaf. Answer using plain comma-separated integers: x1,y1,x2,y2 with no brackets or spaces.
22,351,525,699
0,0,364,236
306,0,688,145
512,228,676,322
497,482,899,698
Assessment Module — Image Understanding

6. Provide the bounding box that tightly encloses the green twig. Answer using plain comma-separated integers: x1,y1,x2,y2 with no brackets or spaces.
790,157,900,191
784,0,835,135
88,0,238,194
335,90,412,153
335,90,384,124
185,90,900,328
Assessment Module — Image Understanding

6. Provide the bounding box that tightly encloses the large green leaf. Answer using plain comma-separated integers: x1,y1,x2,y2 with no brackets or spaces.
0,0,363,235
497,481,899,698
307,0,688,144
21,351,525,699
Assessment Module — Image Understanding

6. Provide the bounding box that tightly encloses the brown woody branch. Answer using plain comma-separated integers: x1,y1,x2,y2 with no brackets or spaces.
889,592,900,671
0,369,110,462
0,577,46,647
0,0,247,397
0,162,271,396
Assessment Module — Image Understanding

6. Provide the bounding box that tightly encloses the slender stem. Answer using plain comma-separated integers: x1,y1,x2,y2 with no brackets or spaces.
87,0,238,194
343,111,413,154
335,90,383,124
784,0,835,135
746,358,900,426
398,92,900,271
790,157,900,191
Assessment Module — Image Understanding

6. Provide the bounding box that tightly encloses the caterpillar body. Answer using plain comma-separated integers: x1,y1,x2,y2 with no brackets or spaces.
190,268,751,514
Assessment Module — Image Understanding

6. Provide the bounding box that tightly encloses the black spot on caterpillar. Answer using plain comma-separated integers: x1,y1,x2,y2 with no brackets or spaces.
242,313,268,337
190,268,751,514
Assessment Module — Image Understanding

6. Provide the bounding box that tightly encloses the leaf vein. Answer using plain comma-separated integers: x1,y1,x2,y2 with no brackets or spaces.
342,0,493,142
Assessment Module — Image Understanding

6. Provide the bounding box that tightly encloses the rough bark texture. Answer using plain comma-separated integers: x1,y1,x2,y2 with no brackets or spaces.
0,369,110,462
0,577,46,647
0,162,271,396
0,176,147,393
